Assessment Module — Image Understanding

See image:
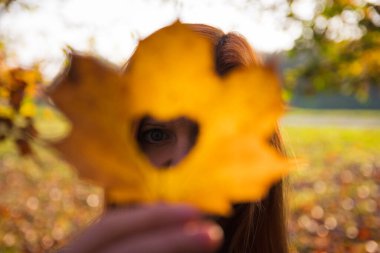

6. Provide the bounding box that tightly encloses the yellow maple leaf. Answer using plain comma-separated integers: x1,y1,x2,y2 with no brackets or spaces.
48,21,290,215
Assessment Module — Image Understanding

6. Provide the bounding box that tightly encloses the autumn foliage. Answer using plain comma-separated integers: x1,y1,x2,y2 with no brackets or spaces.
0,52,42,156
48,22,290,215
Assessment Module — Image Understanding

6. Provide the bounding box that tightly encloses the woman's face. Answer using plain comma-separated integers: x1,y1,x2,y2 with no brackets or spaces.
136,117,198,167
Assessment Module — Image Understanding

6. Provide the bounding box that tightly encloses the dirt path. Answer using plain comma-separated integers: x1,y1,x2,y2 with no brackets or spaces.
281,113,380,128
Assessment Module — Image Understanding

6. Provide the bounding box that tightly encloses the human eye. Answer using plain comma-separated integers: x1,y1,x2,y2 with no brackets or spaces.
138,128,172,145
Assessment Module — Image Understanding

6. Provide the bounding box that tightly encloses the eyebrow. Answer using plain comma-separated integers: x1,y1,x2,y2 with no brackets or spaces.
138,117,171,128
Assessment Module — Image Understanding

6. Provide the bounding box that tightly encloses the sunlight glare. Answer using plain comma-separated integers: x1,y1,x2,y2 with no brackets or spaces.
0,0,302,79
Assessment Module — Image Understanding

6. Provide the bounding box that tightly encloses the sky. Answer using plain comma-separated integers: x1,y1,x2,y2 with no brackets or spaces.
0,0,308,79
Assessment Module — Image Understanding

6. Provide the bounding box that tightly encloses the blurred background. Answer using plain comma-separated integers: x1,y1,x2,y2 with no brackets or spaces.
0,0,379,252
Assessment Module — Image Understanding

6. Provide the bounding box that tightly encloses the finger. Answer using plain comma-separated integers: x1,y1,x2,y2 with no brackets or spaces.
69,204,200,253
99,204,200,236
102,220,224,253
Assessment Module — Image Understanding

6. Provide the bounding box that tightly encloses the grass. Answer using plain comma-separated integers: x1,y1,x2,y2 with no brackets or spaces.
281,113,380,253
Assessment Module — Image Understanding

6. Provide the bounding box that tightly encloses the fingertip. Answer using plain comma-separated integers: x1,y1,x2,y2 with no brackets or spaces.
206,223,224,245
184,221,224,252
204,223,224,252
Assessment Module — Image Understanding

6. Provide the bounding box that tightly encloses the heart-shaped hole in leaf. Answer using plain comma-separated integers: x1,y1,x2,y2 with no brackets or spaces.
135,116,199,168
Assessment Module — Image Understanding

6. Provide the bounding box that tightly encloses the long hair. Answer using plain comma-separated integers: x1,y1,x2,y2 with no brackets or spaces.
188,24,289,253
